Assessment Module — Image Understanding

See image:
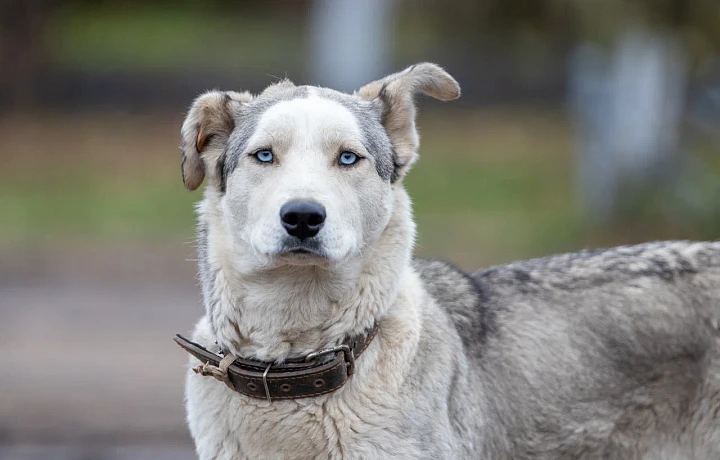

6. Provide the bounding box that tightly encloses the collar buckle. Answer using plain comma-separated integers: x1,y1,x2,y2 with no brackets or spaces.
305,344,356,376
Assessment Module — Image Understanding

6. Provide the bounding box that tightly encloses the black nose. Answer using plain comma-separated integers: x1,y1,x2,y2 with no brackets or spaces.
280,201,326,240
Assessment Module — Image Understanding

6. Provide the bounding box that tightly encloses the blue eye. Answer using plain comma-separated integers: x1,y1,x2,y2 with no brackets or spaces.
254,150,274,163
339,152,359,166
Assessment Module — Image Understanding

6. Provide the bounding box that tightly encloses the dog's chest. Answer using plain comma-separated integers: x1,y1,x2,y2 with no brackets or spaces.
191,376,421,460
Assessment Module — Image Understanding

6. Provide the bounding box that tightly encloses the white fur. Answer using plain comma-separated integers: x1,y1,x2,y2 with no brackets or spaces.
187,265,427,459
187,182,428,458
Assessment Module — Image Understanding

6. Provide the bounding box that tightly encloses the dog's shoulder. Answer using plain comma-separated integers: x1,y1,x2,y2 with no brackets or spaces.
413,258,483,307
413,258,496,356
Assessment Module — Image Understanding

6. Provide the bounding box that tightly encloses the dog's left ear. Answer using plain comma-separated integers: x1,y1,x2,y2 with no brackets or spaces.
356,63,460,179
180,90,253,191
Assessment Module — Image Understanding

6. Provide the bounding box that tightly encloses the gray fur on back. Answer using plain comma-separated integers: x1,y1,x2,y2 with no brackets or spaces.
413,240,720,458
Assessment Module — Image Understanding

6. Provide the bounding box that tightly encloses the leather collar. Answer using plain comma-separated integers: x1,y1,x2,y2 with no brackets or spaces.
174,324,378,402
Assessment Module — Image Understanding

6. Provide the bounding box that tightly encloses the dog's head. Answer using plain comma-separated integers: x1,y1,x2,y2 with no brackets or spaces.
181,63,459,267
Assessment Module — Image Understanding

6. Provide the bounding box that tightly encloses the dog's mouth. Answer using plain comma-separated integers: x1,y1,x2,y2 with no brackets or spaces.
278,239,327,259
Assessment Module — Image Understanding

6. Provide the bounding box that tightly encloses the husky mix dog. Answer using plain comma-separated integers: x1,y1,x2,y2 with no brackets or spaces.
177,63,720,459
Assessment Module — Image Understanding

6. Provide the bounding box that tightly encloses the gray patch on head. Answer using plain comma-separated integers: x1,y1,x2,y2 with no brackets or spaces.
313,87,396,182
220,84,310,192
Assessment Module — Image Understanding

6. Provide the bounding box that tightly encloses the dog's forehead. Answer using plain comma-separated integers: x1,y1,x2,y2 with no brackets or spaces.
223,83,395,182
251,83,374,121
254,88,364,137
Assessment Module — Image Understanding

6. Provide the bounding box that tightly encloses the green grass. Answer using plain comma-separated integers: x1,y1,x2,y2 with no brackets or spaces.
406,110,585,266
0,170,196,244
45,4,307,71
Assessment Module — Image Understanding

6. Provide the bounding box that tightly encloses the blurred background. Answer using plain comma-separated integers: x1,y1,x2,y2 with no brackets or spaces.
1,0,719,458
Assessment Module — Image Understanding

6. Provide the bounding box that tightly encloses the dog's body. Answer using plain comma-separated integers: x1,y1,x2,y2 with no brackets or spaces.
179,63,720,459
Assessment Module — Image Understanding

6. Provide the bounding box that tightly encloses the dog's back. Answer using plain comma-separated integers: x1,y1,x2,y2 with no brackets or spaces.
415,241,720,458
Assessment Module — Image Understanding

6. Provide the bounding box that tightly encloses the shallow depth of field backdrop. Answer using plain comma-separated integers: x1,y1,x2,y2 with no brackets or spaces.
1,1,719,458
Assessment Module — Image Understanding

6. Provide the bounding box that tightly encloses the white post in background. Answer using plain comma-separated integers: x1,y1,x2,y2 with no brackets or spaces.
569,44,617,223
569,28,687,223
610,30,686,182
309,0,393,92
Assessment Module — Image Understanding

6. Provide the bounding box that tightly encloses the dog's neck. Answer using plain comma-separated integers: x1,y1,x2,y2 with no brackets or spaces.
197,187,415,363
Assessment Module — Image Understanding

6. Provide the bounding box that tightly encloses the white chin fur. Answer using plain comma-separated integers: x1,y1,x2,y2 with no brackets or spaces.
262,244,359,268
249,234,358,265
274,252,332,267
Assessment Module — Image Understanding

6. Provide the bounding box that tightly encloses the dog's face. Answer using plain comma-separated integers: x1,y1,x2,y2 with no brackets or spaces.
181,63,459,267
223,87,395,263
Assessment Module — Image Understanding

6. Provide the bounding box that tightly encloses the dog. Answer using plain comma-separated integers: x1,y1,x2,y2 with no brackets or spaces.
177,63,720,459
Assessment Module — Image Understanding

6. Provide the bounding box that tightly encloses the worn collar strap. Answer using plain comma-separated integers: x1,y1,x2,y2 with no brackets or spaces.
174,324,378,402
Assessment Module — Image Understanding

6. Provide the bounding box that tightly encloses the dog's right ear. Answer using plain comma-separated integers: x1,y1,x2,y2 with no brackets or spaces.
180,90,253,191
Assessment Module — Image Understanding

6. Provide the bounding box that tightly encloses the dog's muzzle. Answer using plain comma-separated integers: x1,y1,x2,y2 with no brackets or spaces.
174,324,378,402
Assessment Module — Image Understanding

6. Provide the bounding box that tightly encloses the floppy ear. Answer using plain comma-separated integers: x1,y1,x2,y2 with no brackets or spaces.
356,63,460,179
180,90,253,191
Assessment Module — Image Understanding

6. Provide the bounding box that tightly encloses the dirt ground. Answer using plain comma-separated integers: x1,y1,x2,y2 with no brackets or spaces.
0,244,202,458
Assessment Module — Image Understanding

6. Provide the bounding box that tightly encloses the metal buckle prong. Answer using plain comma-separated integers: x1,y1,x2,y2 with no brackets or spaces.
262,363,272,403
305,344,356,376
